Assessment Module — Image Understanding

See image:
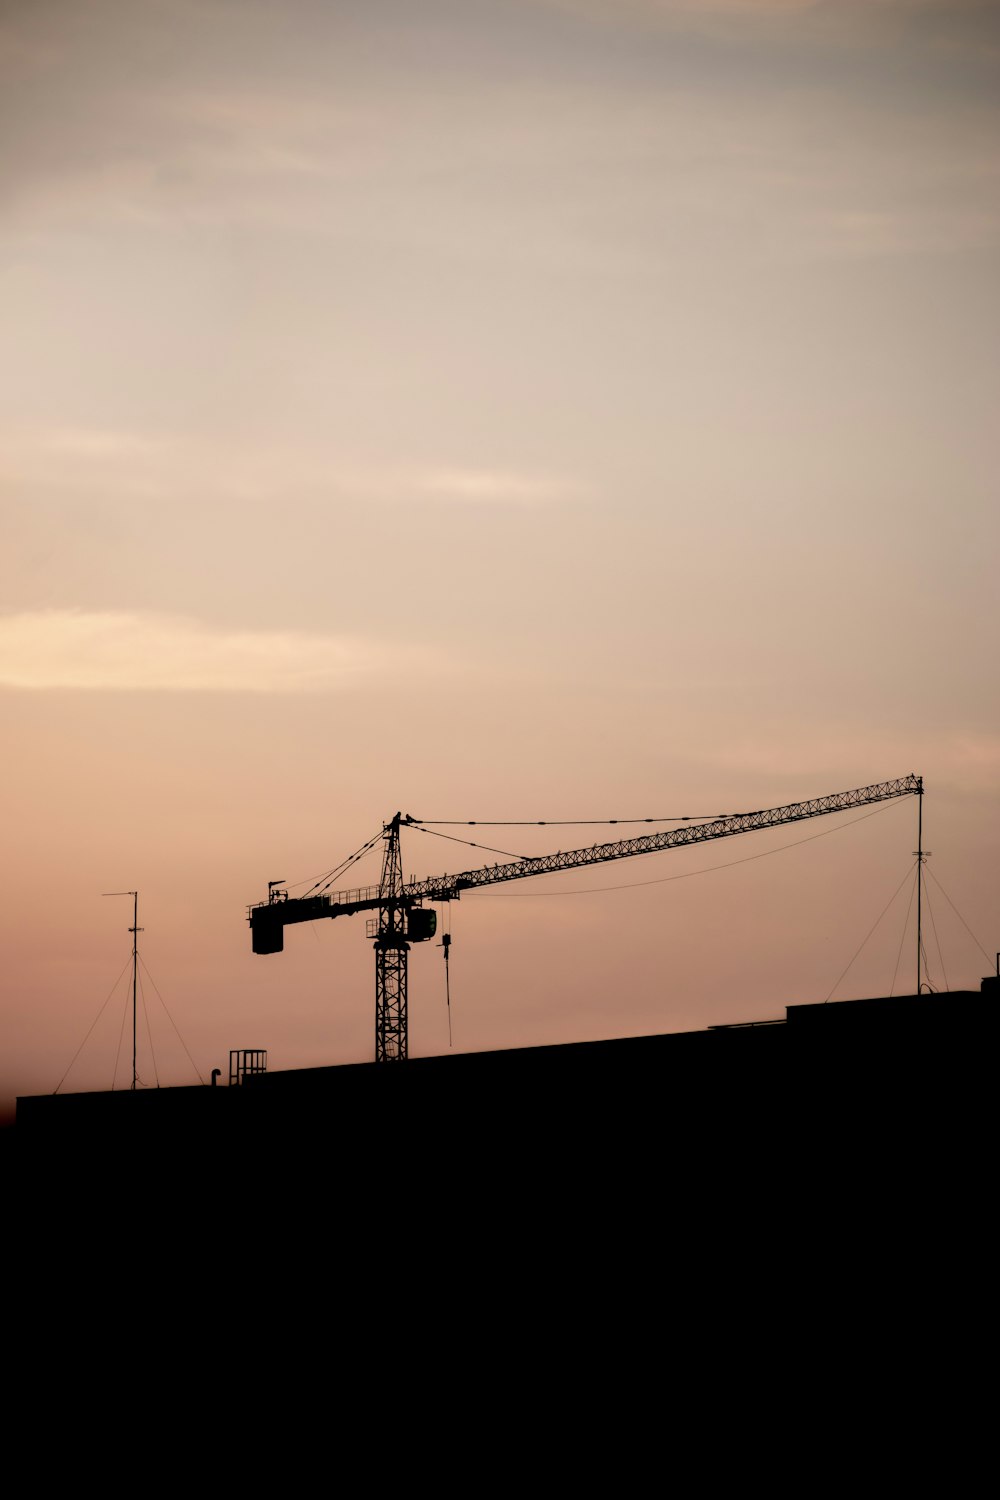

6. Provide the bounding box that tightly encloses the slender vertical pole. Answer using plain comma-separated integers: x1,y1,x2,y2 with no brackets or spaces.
131,891,138,1090
102,889,143,1089
915,783,923,994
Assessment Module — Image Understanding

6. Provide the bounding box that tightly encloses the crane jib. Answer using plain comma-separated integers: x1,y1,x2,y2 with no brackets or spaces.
249,775,921,955
405,774,922,900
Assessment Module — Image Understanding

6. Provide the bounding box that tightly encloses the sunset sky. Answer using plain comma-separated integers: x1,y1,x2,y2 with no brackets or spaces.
3,0,998,1119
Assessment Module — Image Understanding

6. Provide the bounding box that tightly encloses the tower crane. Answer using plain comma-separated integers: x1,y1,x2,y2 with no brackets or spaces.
249,775,922,1062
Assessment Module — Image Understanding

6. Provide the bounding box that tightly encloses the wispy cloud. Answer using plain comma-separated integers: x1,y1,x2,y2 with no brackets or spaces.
543,0,823,17
0,610,442,692
415,469,579,505
539,0,974,28
0,426,170,500
699,725,1000,795
4,0,998,267
42,427,157,459
2,427,582,509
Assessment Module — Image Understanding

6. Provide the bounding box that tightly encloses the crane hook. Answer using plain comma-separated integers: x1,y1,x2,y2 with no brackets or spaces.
439,930,452,1047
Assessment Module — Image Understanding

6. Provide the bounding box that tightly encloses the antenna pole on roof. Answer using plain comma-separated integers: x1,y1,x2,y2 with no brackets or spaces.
129,892,142,1089
915,780,925,994
102,889,143,1088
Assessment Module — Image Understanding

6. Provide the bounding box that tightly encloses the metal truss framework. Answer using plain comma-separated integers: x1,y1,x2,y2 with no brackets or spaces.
407,776,923,901
375,813,408,1063
250,775,923,1060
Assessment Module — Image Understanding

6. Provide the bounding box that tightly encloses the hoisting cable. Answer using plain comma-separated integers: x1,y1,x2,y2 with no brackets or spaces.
138,968,159,1088
406,823,529,861
924,879,949,992
824,861,917,1002
478,801,902,899
292,828,386,898
926,868,994,965
411,814,732,827
299,831,384,896
112,975,130,1091
440,907,453,1048
919,934,935,992
53,954,132,1094
890,867,920,996
138,954,207,1085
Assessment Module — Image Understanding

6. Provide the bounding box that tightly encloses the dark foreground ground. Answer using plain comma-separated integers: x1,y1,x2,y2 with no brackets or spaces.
8,986,994,1459
13,989,994,1217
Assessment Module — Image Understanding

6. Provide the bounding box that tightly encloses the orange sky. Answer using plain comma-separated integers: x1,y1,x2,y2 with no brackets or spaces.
2,0,998,1120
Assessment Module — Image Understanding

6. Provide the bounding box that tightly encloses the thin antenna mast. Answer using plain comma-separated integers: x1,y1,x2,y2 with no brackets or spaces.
103,890,143,1089
913,779,927,993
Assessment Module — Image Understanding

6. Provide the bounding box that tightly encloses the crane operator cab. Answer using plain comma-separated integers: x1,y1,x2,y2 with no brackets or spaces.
406,907,437,943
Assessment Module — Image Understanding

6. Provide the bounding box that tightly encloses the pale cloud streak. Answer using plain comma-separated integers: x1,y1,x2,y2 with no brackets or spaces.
2,427,580,509
0,610,443,693
698,725,1000,795
4,1,998,266
542,0,823,18
415,469,579,505
537,0,981,30
7,87,996,274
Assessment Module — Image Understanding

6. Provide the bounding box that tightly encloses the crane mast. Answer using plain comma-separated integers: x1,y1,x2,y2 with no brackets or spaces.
249,775,922,1061
376,813,408,1063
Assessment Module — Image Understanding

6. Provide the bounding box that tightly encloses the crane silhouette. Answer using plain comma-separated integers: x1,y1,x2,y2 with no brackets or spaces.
249,775,923,1062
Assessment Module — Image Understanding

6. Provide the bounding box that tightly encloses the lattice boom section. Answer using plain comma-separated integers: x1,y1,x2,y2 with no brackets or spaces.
404,776,922,901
